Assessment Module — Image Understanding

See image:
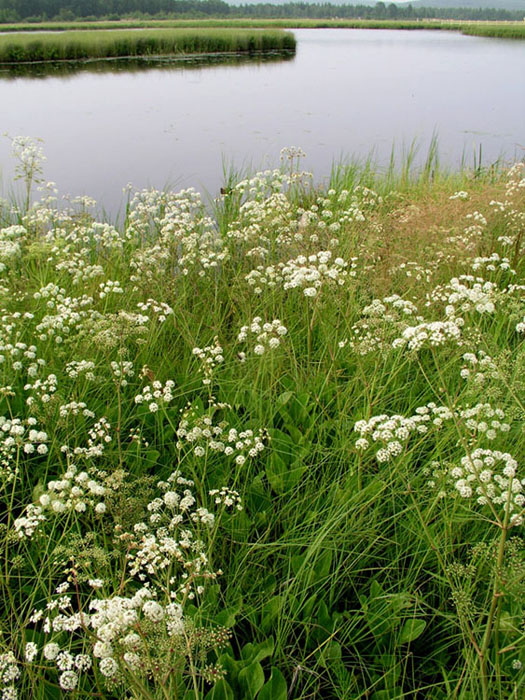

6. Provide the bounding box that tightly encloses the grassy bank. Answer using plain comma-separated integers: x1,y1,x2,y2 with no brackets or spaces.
0,139,523,699
0,27,295,63
1,18,525,39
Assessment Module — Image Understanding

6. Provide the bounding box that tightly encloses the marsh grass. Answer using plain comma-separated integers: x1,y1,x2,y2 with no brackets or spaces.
1,18,525,40
0,142,523,699
0,27,295,63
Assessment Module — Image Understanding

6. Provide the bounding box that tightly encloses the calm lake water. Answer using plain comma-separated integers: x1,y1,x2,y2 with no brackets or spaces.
1,28,524,214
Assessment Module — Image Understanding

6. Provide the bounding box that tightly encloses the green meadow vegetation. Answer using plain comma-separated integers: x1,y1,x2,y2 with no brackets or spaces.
0,138,523,698
0,27,295,63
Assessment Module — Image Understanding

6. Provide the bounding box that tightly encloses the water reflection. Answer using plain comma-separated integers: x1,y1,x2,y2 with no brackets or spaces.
1,29,524,216
0,50,295,79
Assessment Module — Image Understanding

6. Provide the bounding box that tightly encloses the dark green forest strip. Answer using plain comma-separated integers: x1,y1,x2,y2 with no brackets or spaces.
0,27,296,63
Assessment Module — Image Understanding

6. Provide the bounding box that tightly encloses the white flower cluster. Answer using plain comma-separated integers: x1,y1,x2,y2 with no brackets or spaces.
460,404,510,441
34,284,100,345
61,416,112,459
176,401,266,466
26,586,184,691
55,253,104,286
428,275,498,317
134,379,175,413
0,225,25,272
363,295,419,319
246,250,353,297
0,416,48,482
237,317,287,357
339,295,422,356
24,373,58,407
10,134,46,191
127,186,228,284
225,179,368,255
14,461,107,538
354,403,454,462
469,253,515,274
354,403,510,463
58,402,95,419
490,163,525,247
110,360,134,386
449,191,469,200
98,280,124,299
391,261,435,283
0,311,43,377
516,316,525,334
460,351,499,385
192,338,224,386
392,319,464,352
13,503,46,539
65,360,97,381
136,298,174,323
450,449,523,526
209,486,243,511
0,651,20,700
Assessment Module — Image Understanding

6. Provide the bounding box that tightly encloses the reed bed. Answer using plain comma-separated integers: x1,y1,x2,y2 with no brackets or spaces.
0,27,295,63
461,22,525,39
1,19,525,43
0,137,523,699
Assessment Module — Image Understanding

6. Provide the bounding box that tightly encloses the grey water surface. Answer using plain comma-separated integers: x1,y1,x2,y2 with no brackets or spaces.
1,28,524,215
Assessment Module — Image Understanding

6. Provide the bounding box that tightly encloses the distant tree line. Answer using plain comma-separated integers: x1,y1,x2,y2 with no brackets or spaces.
0,0,522,23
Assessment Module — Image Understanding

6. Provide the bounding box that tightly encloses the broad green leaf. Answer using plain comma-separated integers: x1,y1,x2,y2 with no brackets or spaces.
238,661,265,699
318,641,342,668
261,596,283,634
258,667,287,700
205,679,235,700
399,618,426,644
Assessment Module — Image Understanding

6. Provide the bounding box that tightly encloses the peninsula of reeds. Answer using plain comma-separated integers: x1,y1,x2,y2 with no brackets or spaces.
0,27,296,63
